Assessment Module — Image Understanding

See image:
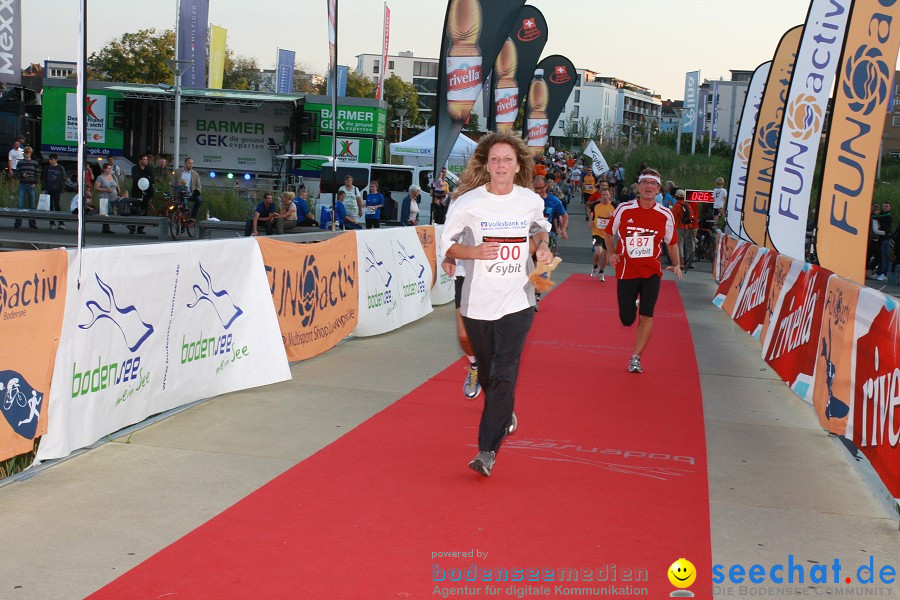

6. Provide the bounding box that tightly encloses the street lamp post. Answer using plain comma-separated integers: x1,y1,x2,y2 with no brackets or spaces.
396,108,407,143
165,59,194,168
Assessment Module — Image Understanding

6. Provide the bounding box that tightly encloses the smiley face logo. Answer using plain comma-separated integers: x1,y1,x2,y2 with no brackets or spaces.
668,558,697,589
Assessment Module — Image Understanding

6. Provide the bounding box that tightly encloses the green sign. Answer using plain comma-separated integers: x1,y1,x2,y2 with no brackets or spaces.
306,103,387,137
40,85,125,157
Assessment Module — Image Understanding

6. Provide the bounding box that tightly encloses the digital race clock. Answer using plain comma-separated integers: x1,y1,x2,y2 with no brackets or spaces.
684,189,714,203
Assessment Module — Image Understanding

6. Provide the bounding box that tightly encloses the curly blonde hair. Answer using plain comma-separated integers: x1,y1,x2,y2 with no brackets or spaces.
453,131,535,198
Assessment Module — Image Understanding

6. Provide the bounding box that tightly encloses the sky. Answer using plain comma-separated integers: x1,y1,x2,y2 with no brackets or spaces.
26,0,822,101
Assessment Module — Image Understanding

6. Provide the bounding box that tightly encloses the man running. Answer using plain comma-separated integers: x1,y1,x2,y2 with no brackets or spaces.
589,188,615,281
604,168,682,373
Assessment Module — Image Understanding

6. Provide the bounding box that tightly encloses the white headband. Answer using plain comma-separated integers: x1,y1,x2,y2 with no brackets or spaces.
638,174,661,185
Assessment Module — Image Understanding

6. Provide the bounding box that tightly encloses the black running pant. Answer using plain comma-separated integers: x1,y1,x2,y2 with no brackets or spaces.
616,275,661,326
462,307,534,452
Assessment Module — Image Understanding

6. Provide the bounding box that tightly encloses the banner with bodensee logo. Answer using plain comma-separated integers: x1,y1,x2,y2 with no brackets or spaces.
257,235,359,362
430,224,455,306
354,228,434,337
0,250,67,462
36,239,290,462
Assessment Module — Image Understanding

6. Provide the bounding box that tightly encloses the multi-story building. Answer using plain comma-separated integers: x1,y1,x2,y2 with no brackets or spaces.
355,51,662,146
883,71,900,158
699,70,752,148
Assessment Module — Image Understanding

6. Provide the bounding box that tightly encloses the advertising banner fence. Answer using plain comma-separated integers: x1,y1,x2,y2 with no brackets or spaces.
761,261,832,402
713,240,752,308
720,245,760,318
36,240,290,462
258,236,359,363
354,228,434,337
430,225,455,306
731,248,778,340
0,250,67,462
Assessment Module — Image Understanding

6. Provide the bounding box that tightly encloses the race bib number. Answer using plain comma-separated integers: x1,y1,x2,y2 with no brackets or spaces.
479,236,528,279
625,234,655,259
596,217,609,230
365,206,377,215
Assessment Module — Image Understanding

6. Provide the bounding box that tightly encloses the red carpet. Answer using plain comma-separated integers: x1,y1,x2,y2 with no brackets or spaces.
89,275,711,599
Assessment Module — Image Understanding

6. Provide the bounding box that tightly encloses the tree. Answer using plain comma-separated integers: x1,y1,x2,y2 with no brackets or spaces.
294,63,326,94
346,70,377,98
383,74,419,131
223,50,261,90
464,112,480,133
89,29,175,84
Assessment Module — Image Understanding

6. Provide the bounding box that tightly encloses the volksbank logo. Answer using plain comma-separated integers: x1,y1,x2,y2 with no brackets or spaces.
842,44,891,115
786,94,823,141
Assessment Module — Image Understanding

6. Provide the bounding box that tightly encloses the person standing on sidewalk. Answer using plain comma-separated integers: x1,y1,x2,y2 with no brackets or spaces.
13,146,39,229
42,153,67,230
441,131,552,478
604,168,682,374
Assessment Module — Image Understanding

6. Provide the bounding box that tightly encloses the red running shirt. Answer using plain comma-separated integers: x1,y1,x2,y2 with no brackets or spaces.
604,200,678,279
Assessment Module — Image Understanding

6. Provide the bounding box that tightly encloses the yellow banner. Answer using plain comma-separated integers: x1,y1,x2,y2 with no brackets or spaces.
208,26,227,90
741,25,803,248
0,250,68,462
816,0,900,283
257,235,359,362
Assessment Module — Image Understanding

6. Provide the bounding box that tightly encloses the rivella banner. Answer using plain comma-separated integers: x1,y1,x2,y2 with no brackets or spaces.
524,55,577,155
434,0,526,174
727,62,770,241
741,25,804,247
767,0,852,260
731,248,778,340
0,250,67,462
257,235,359,363
487,5,547,132
850,289,900,498
815,0,900,284
355,228,434,337
761,261,833,403
720,245,760,318
712,240,753,308
36,240,290,462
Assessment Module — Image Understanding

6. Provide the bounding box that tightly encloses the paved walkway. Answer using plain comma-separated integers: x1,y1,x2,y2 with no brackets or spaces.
1,210,898,599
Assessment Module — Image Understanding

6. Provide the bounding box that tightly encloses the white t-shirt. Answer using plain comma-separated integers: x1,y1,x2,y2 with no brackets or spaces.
182,171,193,190
441,184,551,320
8,147,23,170
713,186,727,210
342,185,361,219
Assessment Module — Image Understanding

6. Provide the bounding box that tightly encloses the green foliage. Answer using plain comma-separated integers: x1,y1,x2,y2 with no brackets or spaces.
464,112,480,133
223,50,261,90
383,74,419,134
346,70,377,98
89,28,175,84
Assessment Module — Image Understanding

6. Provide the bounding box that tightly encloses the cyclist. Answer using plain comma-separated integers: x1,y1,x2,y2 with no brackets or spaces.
2,377,22,409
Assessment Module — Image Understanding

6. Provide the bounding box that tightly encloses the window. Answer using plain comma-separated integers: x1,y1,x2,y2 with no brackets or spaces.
892,116,900,127
574,90,580,103
414,61,438,77
575,73,582,87
413,77,438,94
558,120,565,131
572,106,580,118
373,60,380,74
388,60,395,70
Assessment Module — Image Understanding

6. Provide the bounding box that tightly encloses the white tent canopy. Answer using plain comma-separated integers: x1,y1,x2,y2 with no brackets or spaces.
389,126,477,168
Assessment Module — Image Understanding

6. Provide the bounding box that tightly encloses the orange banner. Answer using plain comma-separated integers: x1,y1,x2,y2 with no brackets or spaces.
760,254,797,347
741,25,803,248
811,276,859,435
415,225,437,288
1,249,68,462
257,235,359,362
815,0,900,284
722,245,759,317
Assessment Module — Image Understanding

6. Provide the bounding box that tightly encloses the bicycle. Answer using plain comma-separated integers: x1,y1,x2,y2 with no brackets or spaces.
685,221,717,265
167,199,197,241
3,383,26,411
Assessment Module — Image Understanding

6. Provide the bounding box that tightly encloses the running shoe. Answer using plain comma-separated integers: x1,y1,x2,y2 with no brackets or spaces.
628,354,643,374
468,450,496,477
507,412,518,436
599,273,605,282
464,364,481,399
58,222,66,230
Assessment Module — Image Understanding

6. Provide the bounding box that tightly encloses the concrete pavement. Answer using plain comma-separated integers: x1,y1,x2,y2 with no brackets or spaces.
0,208,898,599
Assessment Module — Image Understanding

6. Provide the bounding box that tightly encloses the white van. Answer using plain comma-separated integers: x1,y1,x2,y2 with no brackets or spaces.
316,163,459,225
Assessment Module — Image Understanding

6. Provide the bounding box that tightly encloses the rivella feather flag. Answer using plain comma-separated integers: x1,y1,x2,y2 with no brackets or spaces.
523,55,576,156
488,5,547,132
767,0,853,259
740,25,804,247
434,0,526,176
815,0,900,284
727,61,771,241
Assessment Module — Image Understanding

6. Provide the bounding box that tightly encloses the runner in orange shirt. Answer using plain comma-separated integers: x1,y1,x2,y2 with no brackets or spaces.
590,188,615,281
